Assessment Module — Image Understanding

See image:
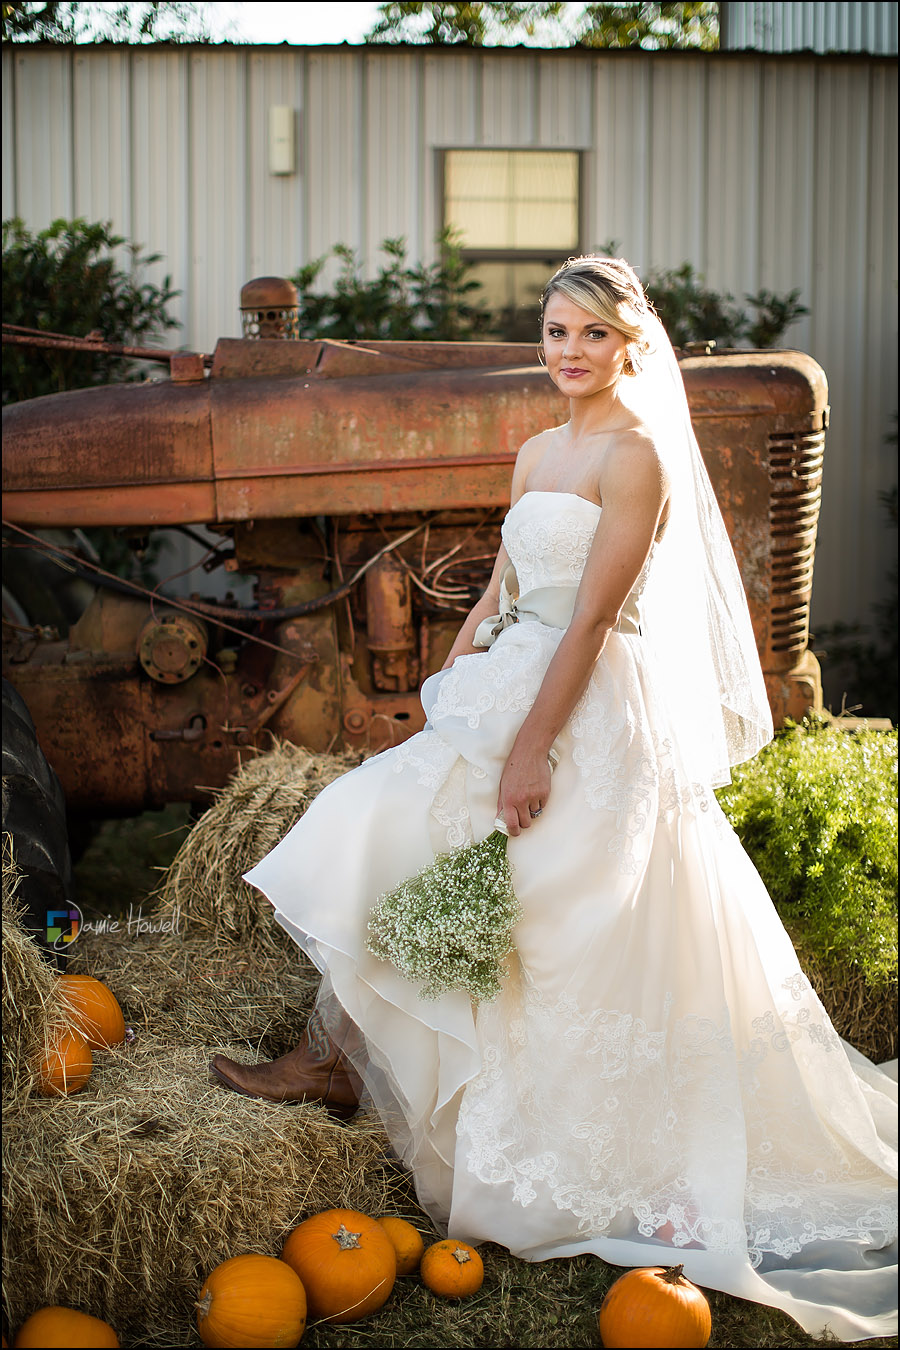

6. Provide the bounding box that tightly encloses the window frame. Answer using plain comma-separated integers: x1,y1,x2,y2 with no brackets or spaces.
437,147,585,264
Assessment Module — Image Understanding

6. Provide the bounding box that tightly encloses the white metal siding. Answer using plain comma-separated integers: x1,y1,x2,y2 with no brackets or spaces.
2,44,896,641
247,49,306,282
480,50,539,146
364,51,424,264
722,2,899,54
305,50,365,286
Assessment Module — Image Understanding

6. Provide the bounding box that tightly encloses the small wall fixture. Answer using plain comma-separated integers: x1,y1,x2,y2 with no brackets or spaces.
269,105,296,175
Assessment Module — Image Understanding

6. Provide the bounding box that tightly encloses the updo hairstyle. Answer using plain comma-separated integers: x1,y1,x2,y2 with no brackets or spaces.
539,255,655,376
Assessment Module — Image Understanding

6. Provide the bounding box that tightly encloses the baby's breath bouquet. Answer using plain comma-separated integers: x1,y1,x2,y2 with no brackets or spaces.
366,822,520,1004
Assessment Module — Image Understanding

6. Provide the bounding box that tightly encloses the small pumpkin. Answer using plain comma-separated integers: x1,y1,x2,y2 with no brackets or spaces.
37,1026,93,1096
597,1264,712,1348
196,1253,307,1348
13,1305,119,1347
376,1216,425,1277
281,1208,396,1324
59,974,126,1048
420,1239,484,1299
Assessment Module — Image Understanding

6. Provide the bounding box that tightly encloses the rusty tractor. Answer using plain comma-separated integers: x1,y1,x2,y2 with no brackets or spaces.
2,281,827,830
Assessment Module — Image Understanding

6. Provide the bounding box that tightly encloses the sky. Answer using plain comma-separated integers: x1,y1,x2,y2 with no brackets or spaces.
206,2,386,46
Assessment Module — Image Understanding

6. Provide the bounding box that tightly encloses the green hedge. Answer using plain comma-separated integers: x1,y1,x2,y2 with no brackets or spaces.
716,716,897,1000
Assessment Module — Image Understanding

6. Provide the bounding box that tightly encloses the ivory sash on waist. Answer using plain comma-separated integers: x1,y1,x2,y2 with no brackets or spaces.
473,562,640,649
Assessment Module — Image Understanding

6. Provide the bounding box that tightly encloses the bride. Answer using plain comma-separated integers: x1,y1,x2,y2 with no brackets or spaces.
210,256,897,1341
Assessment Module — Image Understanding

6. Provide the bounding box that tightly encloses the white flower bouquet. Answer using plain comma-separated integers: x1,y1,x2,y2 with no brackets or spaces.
366,823,521,1004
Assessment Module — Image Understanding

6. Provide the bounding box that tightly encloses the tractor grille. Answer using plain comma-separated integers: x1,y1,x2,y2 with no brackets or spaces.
768,429,826,656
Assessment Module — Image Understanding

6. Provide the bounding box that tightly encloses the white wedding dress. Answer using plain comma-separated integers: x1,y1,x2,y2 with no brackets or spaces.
245,490,897,1342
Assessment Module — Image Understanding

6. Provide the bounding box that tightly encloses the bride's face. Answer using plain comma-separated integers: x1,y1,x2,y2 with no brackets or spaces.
541,293,629,398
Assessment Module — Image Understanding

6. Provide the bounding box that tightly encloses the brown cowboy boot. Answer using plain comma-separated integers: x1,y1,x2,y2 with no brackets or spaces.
209,1008,363,1119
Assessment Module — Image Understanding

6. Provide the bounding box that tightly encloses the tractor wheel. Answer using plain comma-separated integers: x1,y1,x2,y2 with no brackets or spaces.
1,678,75,970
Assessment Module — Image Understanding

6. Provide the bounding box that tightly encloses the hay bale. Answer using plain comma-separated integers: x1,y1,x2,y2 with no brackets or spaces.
2,1034,401,1348
67,925,320,1058
153,742,362,955
3,756,410,1348
1,833,72,1109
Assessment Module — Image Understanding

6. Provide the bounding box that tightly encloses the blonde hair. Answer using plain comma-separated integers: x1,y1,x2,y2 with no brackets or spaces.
540,255,655,375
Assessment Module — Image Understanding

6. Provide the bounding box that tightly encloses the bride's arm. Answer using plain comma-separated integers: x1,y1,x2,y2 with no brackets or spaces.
440,573,509,669
497,434,668,833
440,436,543,670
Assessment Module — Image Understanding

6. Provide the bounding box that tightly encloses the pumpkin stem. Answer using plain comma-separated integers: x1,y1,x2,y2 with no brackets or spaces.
660,1264,686,1284
332,1222,363,1250
195,1290,213,1318
452,1246,472,1264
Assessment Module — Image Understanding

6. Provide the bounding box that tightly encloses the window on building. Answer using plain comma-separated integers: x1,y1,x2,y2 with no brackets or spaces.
442,149,581,340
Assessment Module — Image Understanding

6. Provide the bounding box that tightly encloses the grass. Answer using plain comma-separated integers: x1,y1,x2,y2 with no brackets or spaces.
67,805,897,1350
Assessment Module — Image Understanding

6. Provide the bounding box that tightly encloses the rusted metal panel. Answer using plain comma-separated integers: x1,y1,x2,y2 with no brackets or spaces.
1,380,213,495
208,361,566,520
214,458,517,521
4,644,149,814
3,485,218,530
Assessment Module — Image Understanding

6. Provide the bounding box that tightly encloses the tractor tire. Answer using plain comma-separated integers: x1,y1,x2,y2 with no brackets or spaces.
1,678,75,970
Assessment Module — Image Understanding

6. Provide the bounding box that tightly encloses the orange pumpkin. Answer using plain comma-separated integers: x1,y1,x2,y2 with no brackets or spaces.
597,1264,712,1348
281,1208,396,1324
420,1239,484,1299
376,1216,425,1277
196,1253,306,1348
13,1305,120,1347
59,974,126,1049
37,1026,93,1096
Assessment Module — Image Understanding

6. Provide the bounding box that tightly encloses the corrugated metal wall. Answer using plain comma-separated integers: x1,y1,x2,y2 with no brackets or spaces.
721,2,899,54
2,44,897,639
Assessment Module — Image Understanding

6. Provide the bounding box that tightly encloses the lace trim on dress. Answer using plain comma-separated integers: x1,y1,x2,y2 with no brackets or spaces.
391,729,458,790
457,974,896,1262
391,731,475,851
502,506,598,592
430,757,474,851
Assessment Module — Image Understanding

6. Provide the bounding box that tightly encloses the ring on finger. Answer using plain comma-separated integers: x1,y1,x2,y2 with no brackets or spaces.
529,806,543,819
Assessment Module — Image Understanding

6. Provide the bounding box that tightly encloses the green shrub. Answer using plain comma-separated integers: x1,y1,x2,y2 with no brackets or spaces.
291,227,492,341
716,716,898,994
2,216,180,405
643,261,809,348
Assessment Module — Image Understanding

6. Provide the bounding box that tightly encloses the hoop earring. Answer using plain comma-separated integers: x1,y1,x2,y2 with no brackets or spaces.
536,343,546,368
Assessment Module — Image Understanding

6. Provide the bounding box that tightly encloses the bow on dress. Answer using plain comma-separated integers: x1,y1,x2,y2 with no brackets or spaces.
473,562,640,648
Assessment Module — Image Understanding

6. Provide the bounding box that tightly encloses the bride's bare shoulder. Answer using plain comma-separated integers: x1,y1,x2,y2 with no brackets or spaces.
612,419,664,464
605,423,670,495
513,425,563,477
520,424,564,457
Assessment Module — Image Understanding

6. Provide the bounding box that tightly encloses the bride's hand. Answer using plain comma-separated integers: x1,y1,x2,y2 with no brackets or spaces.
497,747,552,835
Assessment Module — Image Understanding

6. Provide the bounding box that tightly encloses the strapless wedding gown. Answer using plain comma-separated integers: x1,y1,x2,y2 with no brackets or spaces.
245,491,897,1341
